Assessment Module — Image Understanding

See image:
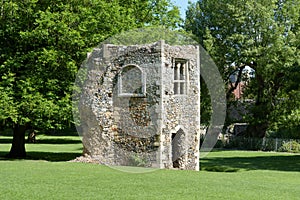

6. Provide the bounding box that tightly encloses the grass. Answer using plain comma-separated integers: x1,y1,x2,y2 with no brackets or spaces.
1,135,300,200
201,150,300,172
0,135,82,161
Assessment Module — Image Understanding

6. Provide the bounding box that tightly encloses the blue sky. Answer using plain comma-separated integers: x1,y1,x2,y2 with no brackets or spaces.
172,0,198,19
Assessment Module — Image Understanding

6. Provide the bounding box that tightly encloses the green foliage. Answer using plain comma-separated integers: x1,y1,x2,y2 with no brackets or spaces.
185,0,300,137
0,0,181,156
106,26,196,46
0,0,181,133
128,153,148,167
278,140,300,153
0,72,18,123
199,77,212,125
270,89,300,138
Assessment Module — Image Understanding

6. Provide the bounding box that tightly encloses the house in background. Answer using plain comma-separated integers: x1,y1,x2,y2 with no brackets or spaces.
229,66,255,100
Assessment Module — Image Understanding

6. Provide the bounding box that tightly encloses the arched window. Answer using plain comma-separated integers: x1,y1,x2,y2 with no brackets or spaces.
118,64,146,97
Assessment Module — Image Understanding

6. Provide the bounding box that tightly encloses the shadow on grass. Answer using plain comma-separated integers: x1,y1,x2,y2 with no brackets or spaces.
0,138,82,144
0,151,82,162
201,154,300,172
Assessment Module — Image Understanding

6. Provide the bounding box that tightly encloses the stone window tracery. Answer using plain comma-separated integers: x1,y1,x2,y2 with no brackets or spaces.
173,59,188,95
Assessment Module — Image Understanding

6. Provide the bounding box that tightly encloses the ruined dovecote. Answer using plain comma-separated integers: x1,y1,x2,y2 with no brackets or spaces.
79,40,201,170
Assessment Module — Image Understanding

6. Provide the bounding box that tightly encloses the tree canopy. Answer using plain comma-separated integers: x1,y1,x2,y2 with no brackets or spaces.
0,0,181,157
185,0,300,137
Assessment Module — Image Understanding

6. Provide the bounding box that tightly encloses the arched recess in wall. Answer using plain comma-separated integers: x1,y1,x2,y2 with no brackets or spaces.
118,64,146,97
171,127,186,168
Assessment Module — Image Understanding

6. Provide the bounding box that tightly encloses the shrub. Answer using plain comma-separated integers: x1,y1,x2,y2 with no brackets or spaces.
278,141,300,153
128,154,147,167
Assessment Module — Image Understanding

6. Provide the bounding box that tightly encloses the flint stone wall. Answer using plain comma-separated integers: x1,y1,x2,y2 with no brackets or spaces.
79,41,200,170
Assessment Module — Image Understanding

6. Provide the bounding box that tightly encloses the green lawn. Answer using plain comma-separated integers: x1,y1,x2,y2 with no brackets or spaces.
1,135,300,200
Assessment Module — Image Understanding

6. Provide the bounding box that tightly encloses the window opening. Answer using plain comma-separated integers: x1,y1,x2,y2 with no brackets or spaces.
173,59,188,95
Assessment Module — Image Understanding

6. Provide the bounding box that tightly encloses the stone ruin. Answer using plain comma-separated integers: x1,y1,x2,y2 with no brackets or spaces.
78,40,201,170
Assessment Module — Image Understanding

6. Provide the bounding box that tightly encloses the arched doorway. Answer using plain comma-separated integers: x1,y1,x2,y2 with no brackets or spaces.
171,128,185,168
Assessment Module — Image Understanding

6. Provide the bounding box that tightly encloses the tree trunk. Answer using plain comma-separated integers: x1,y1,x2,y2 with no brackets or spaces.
7,124,28,158
246,123,268,138
245,72,269,138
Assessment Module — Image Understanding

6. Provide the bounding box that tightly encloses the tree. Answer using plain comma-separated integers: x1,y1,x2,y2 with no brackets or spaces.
185,0,300,137
0,0,181,158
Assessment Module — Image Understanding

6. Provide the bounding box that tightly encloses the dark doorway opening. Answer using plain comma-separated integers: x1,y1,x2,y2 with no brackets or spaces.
172,128,184,168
